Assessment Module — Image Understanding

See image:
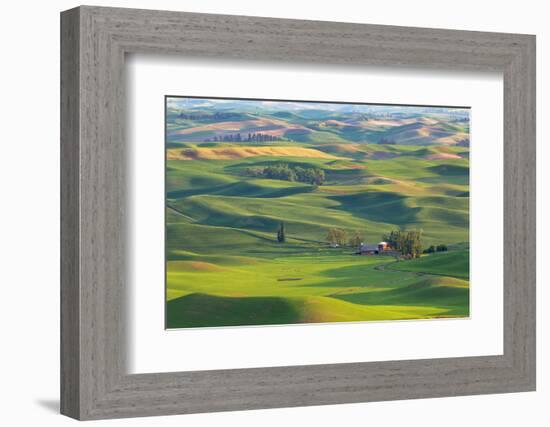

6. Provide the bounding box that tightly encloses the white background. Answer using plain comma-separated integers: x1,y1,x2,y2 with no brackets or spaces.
0,0,547,426
129,57,503,373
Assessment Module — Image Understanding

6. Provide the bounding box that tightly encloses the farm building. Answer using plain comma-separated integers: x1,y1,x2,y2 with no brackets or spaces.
357,244,379,255
378,241,390,251
356,241,396,256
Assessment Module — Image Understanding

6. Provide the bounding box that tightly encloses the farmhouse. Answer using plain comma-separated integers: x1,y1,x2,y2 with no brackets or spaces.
356,241,395,256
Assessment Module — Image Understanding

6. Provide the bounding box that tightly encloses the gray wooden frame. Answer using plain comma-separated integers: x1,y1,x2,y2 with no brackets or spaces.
60,5,536,420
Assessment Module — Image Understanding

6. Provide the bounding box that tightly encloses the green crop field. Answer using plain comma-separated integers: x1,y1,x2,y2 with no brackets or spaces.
165,97,470,328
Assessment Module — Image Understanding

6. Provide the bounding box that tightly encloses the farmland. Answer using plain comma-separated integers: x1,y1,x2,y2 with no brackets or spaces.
165,98,470,328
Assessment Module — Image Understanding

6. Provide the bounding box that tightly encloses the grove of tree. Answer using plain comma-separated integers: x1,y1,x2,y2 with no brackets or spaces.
245,164,325,185
326,228,348,246
383,229,423,258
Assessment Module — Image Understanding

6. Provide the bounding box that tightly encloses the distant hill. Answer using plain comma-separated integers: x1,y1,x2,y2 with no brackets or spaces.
167,101,469,146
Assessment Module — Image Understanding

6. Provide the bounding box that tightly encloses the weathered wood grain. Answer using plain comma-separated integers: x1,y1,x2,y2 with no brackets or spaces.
60,5,536,420
60,6,81,419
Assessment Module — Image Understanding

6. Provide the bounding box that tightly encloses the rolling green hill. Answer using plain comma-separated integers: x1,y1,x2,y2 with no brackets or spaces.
165,98,470,328
387,250,470,280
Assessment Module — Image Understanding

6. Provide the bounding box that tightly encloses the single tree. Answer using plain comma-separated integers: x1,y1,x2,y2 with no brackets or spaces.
349,230,363,247
338,229,348,246
409,229,423,258
277,222,286,243
326,228,337,246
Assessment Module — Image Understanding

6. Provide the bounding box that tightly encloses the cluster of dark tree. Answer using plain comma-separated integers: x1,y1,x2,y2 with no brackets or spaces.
378,136,397,145
204,132,281,143
177,111,242,121
423,244,448,254
245,164,325,185
382,230,423,258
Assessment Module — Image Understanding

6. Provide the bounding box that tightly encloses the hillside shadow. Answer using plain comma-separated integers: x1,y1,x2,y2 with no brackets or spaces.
328,191,419,223
296,260,405,289
168,180,314,200
418,164,469,185
329,279,469,317
428,164,469,176
166,293,302,328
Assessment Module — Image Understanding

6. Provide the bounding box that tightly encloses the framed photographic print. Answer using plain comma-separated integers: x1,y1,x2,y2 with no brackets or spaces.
61,6,536,420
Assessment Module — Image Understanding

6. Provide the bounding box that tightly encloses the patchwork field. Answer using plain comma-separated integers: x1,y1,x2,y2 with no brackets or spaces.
166,98,470,328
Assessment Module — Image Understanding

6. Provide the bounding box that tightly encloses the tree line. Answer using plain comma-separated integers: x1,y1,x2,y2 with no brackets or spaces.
204,133,281,143
423,244,448,253
177,111,242,121
324,228,425,258
276,225,449,260
245,164,325,185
